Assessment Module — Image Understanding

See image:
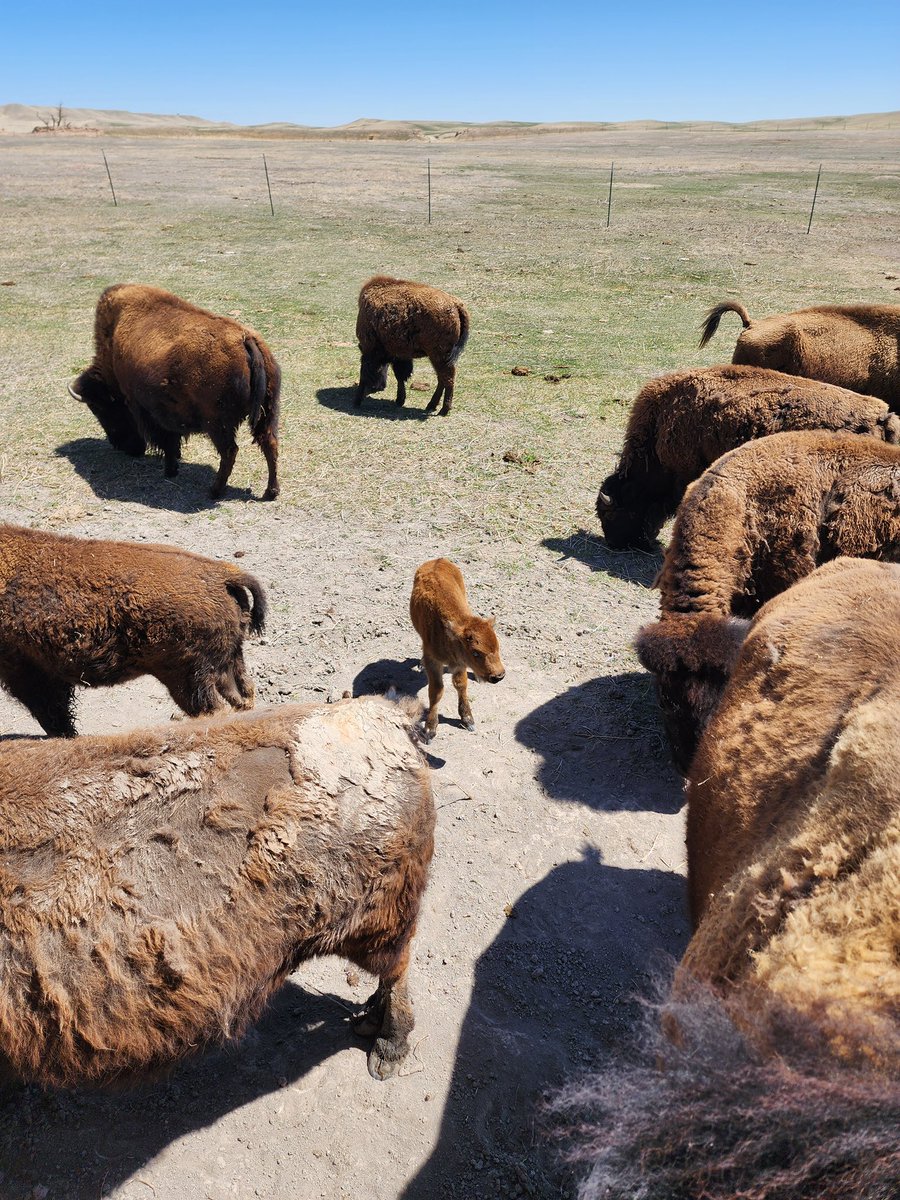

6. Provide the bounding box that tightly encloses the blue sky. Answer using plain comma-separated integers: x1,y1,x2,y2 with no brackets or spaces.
2,1,898,126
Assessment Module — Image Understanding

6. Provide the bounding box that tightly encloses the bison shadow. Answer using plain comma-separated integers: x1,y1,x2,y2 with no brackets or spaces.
401,852,689,1199
56,438,255,512
514,671,683,814
542,528,662,587
352,656,422,698
316,386,432,421
0,979,366,1199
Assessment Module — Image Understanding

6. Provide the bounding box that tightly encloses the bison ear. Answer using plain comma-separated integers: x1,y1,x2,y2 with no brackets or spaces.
487,617,496,628
445,619,464,640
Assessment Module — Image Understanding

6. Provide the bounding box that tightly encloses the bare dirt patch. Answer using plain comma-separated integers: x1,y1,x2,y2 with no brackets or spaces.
0,124,897,1199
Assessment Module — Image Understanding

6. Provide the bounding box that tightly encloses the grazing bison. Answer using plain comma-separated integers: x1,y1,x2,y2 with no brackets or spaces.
700,300,900,409
0,696,434,1086
69,284,280,499
637,430,900,771
556,560,900,1200
0,523,266,737
410,558,505,740
595,364,898,550
355,275,469,415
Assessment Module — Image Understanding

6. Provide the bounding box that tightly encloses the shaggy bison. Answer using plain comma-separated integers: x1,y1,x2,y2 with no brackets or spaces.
355,276,469,415
557,560,900,1200
637,430,900,771
595,364,898,550
69,284,280,499
700,299,900,409
0,696,434,1086
0,523,266,737
410,558,505,740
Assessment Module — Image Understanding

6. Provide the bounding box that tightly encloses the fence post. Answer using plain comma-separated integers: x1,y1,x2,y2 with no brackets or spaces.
806,163,822,234
606,161,614,228
263,154,275,217
102,150,118,207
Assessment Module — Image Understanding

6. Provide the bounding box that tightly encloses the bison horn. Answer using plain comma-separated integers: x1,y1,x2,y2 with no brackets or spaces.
596,490,613,512
67,381,84,402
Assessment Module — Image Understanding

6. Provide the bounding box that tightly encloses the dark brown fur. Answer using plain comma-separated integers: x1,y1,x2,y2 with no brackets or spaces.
0,696,434,1086
70,284,280,499
596,364,899,550
638,430,900,770
557,560,900,1198
355,276,469,415
409,558,504,740
700,300,900,409
0,523,267,737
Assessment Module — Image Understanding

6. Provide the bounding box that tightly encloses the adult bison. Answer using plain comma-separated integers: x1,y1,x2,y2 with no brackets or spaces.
69,284,280,500
556,559,900,1200
595,364,897,550
0,696,434,1086
700,300,900,409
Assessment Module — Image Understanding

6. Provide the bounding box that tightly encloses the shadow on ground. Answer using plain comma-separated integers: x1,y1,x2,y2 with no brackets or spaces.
401,853,689,1199
316,386,433,421
56,438,255,512
542,529,662,587
515,671,682,813
352,656,422,697
0,981,360,1199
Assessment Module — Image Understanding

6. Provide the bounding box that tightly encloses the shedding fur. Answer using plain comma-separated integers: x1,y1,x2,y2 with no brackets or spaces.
70,284,280,500
595,364,898,550
700,300,900,409
0,696,434,1086
355,276,470,416
558,560,900,1198
0,523,266,736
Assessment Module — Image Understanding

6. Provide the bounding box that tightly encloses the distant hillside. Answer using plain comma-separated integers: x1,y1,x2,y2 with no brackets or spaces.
1,103,897,139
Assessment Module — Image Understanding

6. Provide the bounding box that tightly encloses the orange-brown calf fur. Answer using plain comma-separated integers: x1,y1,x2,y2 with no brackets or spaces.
71,284,280,499
638,430,900,770
683,559,900,1075
409,558,504,740
355,276,469,416
0,523,266,736
595,364,898,550
0,697,434,1085
700,301,900,409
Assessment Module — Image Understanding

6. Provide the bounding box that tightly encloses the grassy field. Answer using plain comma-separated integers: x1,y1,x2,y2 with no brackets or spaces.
2,126,898,546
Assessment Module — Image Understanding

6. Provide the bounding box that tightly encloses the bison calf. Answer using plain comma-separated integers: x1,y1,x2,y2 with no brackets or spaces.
700,299,900,409
596,364,898,550
355,276,469,416
410,558,505,740
0,523,266,737
0,697,434,1086
70,283,280,500
637,430,900,771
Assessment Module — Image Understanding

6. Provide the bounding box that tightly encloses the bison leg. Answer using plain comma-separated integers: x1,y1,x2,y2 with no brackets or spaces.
421,655,444,741
159,667,224,718
161,432,182,479
451,667,475,731
392,359,413,407
424,383,445,414
354,951,415,1081
257,429,279,502
207,428,239,500
1,661,77,737
217,660,255,712
230,650,256,708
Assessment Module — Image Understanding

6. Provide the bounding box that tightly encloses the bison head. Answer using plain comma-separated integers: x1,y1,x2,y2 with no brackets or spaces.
596,470,671,552
636,614,749,774
453,616,506,685
69,368,147,457
358,353,390,396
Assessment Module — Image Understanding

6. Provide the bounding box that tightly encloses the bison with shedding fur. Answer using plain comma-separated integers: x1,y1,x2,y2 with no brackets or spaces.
700,300,900,409
355,276,469,415
0,523,266,737
70,284,280,500
637,430,900,771
0,696,434,1086
595,364,899,550
556,560,900,1200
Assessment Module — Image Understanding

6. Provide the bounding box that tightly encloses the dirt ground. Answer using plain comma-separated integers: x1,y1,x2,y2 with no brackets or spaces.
0,123,898,1200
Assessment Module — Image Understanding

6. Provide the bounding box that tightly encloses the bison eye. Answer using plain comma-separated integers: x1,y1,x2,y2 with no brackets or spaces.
472,650,483,660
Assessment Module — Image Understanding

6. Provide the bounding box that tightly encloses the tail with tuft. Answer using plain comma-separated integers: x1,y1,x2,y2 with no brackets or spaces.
699,300,752,348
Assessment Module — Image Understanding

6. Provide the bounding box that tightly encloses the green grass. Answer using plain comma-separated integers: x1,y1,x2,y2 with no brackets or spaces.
0,128,898,546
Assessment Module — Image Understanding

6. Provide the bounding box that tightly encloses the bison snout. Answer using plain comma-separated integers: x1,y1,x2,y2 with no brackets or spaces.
488,671,506,684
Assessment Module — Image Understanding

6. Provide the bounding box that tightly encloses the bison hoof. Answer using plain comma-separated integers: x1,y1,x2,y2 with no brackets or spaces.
462,717,476,732
262,487,279,501
367,1039,407,1081
420,723,437,743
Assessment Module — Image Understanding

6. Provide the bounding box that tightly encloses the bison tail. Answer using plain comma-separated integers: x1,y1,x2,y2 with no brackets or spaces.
449,304,470,366
228,572,268,635
698,300,752,348
551,978,900,1200
245,336,281,446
